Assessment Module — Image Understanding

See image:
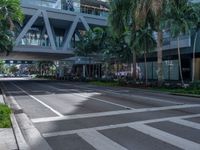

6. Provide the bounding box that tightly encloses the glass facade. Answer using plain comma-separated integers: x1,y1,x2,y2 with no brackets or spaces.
21,0,62,9
19,29,52,47
19,27,66,48
21,0,108,16
138,60,179,81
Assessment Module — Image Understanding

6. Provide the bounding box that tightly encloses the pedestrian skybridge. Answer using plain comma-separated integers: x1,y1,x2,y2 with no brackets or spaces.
6,0,108,60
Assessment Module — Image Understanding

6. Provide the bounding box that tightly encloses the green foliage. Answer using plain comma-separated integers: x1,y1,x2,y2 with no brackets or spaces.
0,0,24,54
0,29,13,55
190,81,200,88
164,0,198,38
102,33,132,63
108,0,133,37
8,65,18,74
0,60,5,73
38,61,56,75
0,104,11,128
75,27,105,57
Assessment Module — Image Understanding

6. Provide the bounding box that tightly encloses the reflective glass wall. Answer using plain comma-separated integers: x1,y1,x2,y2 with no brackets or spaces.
21,0,108,16
21,0,62,9
138,60,179,81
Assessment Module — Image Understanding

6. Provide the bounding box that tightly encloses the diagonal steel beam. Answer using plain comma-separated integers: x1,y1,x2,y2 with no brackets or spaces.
79,16,90,31
62,15,80,51
16,10,42,45
42,10,56,50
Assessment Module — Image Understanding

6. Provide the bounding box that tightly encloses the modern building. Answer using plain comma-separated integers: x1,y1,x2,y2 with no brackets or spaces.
1,0,108,61
2,0,200,81
137,0,200,82
137,31,200,81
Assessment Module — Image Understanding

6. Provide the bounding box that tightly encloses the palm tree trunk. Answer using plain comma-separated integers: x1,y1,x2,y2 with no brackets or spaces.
157,31,163,86
8,17,14,31
116,61,119,79
144,50,148,87
177,37,184,86
89,57,91,78
132,49,137,81
192,32,198,82
98,64,101,78
105,62,108,78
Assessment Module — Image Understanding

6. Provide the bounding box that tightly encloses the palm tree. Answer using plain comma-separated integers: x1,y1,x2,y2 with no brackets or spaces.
109,0,138,80
75,27,105,78
192,3,200,82
133,27,156,86
0,0,24,54
165,0,197,85
147,0,167,86
109,0,168,85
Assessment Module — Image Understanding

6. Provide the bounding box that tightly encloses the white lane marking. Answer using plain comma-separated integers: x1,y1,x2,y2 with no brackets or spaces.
11,82,64,117
42,114,200,138
78,129,127,150
170,118,200,130
57,83,182,105
44,84,134,110
71,91,134,110
129,123,200,150
32,104,200,123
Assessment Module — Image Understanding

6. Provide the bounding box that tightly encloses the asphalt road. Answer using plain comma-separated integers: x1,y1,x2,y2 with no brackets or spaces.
1,79,200,150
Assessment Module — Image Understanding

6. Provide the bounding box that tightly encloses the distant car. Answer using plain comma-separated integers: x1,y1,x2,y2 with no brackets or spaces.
0,74,4,77
3,74,8,77
10,74,15,77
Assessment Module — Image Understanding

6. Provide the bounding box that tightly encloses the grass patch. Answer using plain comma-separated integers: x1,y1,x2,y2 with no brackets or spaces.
0,104,11,128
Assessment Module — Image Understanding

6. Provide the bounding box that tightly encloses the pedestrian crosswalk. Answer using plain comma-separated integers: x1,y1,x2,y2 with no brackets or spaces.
129,123,200,150
43,114,200,150
78,129,127,150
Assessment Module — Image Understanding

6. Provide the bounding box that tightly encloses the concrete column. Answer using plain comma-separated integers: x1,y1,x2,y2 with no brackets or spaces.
194,58,200,80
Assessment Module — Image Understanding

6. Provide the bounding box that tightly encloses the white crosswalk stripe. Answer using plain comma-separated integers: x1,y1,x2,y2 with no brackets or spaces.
170,118,200,130
78,129,127,150
129,123,200,150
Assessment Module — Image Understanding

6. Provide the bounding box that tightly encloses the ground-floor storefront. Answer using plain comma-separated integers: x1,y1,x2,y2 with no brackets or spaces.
138,52,200,82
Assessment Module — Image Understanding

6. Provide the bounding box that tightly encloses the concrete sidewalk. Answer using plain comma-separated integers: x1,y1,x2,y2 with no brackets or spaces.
0,93,18,150
0,128,17,150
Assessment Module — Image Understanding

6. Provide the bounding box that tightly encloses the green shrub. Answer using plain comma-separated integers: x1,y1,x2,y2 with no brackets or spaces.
190,81,200,88
0,104,11,128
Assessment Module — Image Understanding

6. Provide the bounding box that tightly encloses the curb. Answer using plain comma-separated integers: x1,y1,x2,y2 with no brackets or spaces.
1,83,52,150
88,83,200,99
10,114,30,150
170,93,200,98
1,83,30,150
1,83,23,114
15,113,52,150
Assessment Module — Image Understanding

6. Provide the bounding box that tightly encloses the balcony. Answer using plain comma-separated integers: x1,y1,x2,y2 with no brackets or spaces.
20,0,109,17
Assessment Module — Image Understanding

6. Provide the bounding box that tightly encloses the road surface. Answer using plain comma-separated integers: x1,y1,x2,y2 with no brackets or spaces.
1,79,200,150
